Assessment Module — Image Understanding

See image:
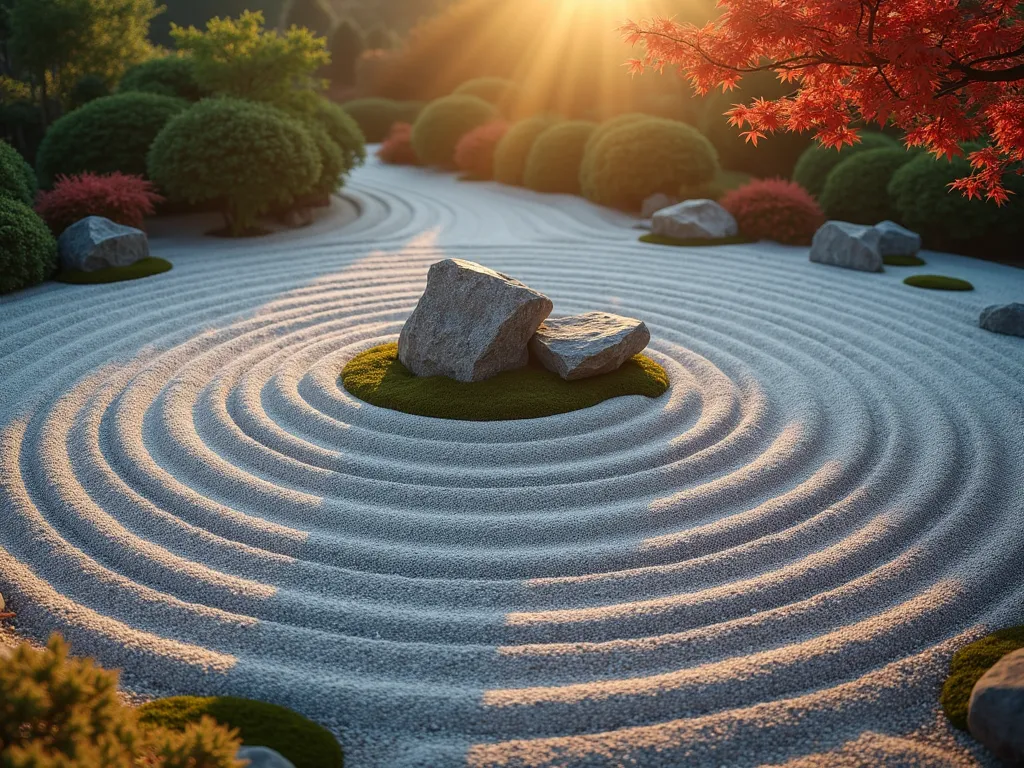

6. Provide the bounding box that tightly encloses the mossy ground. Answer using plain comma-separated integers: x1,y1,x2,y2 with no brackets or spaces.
904,274,974,291
137,696,342,768
342,342,669,421
883,254,926,267
941,626,1024,730
639,233,755,247
54,257,172,284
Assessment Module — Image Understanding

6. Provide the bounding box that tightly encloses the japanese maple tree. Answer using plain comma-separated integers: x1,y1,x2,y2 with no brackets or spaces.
623,0,1024,202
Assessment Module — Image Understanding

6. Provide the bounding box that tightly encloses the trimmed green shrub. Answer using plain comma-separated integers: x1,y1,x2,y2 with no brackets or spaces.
35,93,188,189
523,120,596,194
148,98,320,236
283,91,367,196
493,115,560,186
69,75,111,109
139,696,343,768
903,274,974,291
0,197,58,293
411,94,498,168
0,139,35,206
585,118,719,211
341,97,423,142
579,112,650,198
120,56,208,101
453,77,520,115
941,626,1024,730
819,148,918,224
56,257,173,284
792,132,898,198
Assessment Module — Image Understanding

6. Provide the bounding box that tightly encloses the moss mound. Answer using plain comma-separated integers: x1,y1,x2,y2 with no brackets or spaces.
55,257,172,284
903,274,973,291
137,696,342,768
342,342,669,421
883,254,926,267
941,626,1024,730
639,233,754,247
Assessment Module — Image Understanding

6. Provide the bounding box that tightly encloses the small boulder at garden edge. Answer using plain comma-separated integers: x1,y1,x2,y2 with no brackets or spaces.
399,259,553,382
810,221,883,272
58,216,149,272
652,199,738,241
530,311,651,381
968,647,1024,765
641,193,680,220
236,746,296,768
874,220,921,257
980,303,1024,338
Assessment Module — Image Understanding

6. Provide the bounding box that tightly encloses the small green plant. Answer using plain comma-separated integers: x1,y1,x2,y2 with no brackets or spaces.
941,626,1024,730
791,132,899,198
523,120,596,195
0,197,58,294
55,257,172,284
819,148,918,224
411,95,498,168
0,139,36,206
903,274,974,291
493,115,560,186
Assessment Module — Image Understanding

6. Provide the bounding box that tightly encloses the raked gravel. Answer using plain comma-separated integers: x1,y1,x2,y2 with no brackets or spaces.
1,155,1023,767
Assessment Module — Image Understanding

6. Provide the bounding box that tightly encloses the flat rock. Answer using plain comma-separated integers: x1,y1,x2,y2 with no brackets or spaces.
968,647,1024,764
810,221,883,272
58,216,149,272
641,193,680,219
980,303,1024,338
398,259,553,382
237,746,295,768
874,220,921,257
652,199,738,240
529,311,651,380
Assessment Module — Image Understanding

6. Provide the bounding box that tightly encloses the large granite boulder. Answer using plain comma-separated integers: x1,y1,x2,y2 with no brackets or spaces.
980,303,1024,338
399,259,553,382
529,311,651,380
874,220,921,257
237,746,295,768
810,221,883,272
968,647,1024,764
652,199,738,240
641,193,680,220
58,216,149,272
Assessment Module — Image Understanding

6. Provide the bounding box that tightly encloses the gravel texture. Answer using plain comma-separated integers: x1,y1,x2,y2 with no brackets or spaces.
0,154,1022,767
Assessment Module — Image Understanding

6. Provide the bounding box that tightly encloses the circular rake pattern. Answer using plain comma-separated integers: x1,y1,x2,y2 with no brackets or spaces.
1,162,1023,768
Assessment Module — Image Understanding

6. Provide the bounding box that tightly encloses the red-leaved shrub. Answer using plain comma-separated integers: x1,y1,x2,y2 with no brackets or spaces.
376,122,420,165
454,120,509,180
35,173,163,235
720,178,825,245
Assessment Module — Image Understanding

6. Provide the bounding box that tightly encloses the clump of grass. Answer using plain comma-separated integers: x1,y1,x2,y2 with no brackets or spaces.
342,342,669,421
639,233,754,247
883,254,926,267
55,257,172,284
941,626,1024,730
903,274,973,291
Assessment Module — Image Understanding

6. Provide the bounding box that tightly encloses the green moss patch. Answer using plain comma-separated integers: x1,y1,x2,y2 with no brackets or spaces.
941,626,1024,730
54,257,172,285
137,696,342,768
903,274,974,291
883,254,926,267
342,342,669,421
639,233,754,247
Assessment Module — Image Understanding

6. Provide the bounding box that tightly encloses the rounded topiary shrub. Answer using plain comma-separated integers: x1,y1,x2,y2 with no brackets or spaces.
341,98,423,142
493,115,561,186
579,112,650,198
0,197,58,293
148,98,320,236
0,140,35,206
454,120,509,179
586,117,719,211
119,56,207,101
411,94,498,168
35,93,188,189
523,120,597,194
819,148,918,224
453,77,520,115
721,178,825,245
282,92,367,198
791,132,899,198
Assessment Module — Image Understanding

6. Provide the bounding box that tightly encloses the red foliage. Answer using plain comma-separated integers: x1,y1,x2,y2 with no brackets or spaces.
720,178,825,245
376,122,420,165
454,120,509,180
35,173,163,235
623,1,1024,202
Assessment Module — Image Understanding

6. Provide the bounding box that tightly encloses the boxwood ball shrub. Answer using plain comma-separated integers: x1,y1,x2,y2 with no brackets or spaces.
453,77,520,115
819,148,918,224
585,118,719,211
35,93,188,189
454,120,509,179
523,120,597,194
0,197,58,294
35,172,164,235
120,56,207,101
341,97,423,142
411,94,498,168
493,115,561,186
721,178,826,245
283,92,367,199
579,112,650,199
791,132,898,198
0,139,35,206
148,98,320,237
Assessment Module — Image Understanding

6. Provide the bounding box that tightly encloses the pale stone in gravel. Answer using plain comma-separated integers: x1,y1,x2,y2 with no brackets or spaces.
810,221,883,272
398,258,553,382
874,220,921,257
529,311,651,380
641,193,680,219
979,303,1024,338
968,647,1024,765
58,216,149,272
652,199,738,240
237,746,295,768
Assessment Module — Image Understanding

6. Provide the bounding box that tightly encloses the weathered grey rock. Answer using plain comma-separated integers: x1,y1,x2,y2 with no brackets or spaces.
237,746,295,768
810,221,883,272
874,220,921,257
529,311,651,381
968,647,1024,765
58,216,149,272
980,303,1024,338
652,199,738,240
398,259,553,382
641,193,680,219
